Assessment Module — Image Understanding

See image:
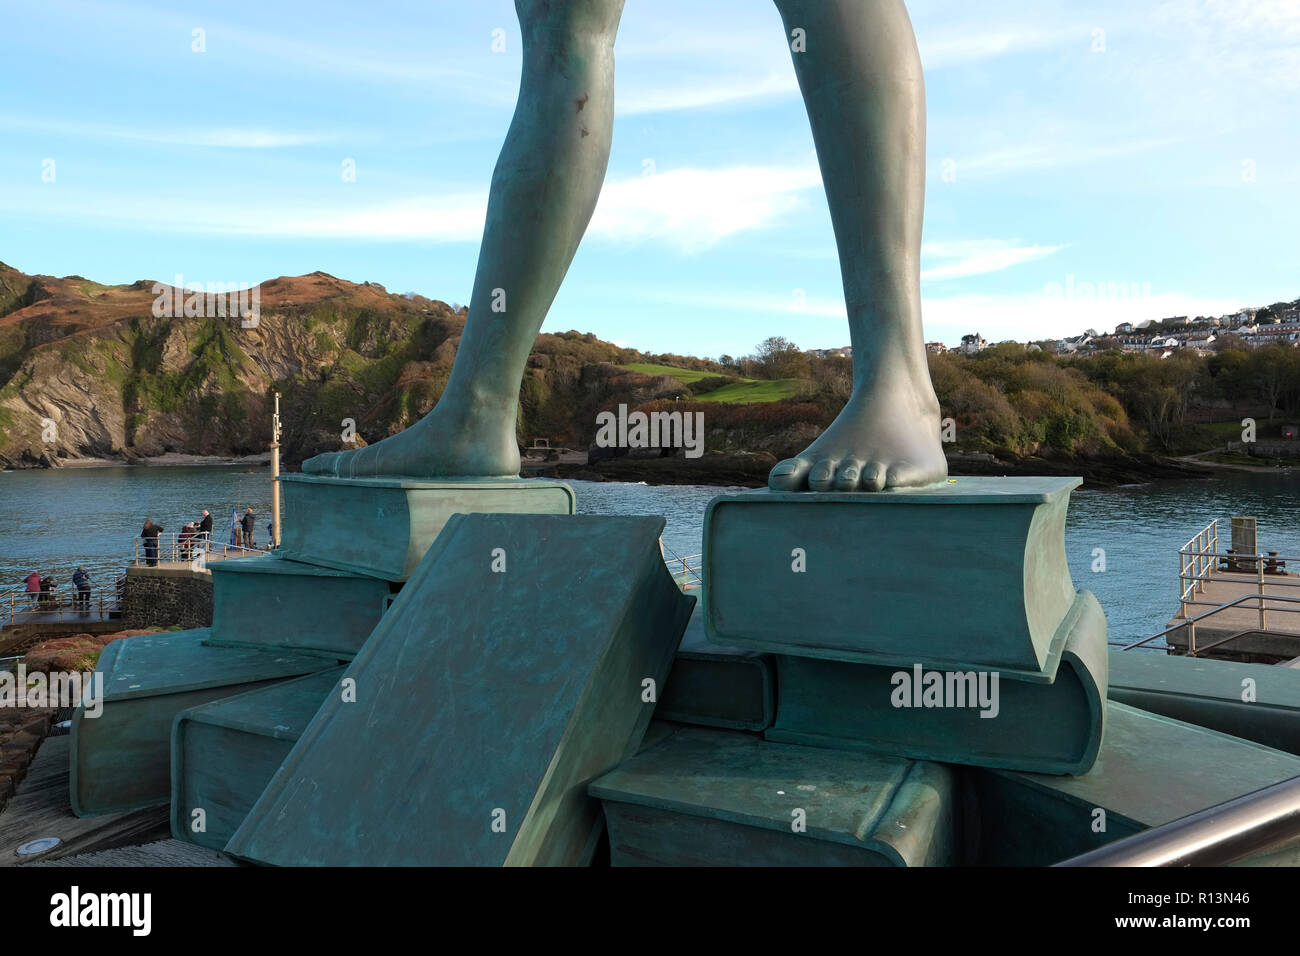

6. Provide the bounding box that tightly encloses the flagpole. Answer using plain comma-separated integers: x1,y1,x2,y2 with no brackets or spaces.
271,391,282,548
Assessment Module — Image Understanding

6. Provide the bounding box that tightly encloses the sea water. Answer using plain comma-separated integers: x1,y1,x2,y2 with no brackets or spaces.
1,465,1298,645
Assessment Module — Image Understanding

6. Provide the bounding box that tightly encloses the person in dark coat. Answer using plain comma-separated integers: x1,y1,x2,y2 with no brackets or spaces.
241,507,256,548
195,509,213,559
39,575,56,606
141,518,163,566
72,566,91,611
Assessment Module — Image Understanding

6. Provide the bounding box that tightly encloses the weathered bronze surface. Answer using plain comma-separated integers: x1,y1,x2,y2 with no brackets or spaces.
590,725,956,866
171,667,346,850
226,514,694,866
70,631,331,817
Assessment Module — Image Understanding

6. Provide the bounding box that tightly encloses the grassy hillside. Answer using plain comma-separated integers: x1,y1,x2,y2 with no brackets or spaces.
695,379,806,403
1,259,1295,470
617,363,723,385
616,364,804,404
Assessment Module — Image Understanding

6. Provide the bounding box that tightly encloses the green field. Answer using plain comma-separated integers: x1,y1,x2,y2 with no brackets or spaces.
617,364,804,404
694,379,806,403
618,363,725,385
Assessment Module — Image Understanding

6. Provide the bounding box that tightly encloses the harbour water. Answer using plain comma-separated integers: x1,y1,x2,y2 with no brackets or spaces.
1,465,1298,645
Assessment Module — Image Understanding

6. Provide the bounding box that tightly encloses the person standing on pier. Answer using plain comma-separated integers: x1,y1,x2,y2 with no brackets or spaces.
241,507,256,549
23,570,40,607
141,518,163,567
72,566,91,612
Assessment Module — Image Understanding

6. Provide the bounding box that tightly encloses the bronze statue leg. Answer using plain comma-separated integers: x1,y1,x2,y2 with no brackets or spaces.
304,0,625,478
307,0,943,491
768,0,946,491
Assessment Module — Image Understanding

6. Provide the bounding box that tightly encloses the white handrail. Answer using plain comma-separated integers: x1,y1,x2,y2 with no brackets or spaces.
133,532,267,567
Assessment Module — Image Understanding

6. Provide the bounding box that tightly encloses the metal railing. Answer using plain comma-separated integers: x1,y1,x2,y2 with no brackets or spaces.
1122,592,1300,656
661,544,702,592
132,533,266,568
1179,519,1219,605
3,585,122,627
1056,774,1300,866
1175,518,1300,634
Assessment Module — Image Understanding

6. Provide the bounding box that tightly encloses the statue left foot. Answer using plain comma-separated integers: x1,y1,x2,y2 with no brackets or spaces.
768,374,948,492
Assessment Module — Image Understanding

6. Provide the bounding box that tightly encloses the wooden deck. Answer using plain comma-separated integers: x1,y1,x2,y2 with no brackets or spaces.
0,732,235,866
1166,569,1300,661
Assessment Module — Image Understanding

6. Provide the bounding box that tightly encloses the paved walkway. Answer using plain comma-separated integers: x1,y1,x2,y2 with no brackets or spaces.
1173,569,1300,633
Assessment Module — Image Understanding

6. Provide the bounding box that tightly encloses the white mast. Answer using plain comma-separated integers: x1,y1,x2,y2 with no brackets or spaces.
271,392,282,547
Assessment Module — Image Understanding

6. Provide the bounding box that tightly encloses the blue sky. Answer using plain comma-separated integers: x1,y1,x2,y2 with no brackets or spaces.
2,0,1297,357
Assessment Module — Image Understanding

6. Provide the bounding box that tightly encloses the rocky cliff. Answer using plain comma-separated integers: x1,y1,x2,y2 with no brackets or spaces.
0,263,696,468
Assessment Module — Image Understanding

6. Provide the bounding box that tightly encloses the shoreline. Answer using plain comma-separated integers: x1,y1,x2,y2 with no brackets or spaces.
4,449,1291,487
33,453,272,470
545,450,1265,489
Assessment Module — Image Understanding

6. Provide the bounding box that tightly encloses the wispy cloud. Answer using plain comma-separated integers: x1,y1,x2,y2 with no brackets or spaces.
0,115,333,148
608,278,1248,348
0,188,488,241
635,285,1250,346
921,240,1065,280
633,287,848,321
10,159,827,250
936,136,1183,181
614,18,1084,115
922,290,1248,343
589,163,823,249
918,26,1077,69
616,72,798,116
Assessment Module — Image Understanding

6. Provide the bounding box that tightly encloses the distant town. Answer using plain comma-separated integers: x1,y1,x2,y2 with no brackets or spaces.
805,300,1300,361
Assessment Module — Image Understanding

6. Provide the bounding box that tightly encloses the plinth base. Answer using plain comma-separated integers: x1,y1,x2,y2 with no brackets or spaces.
589,726,957,866
1109,649,1300,756
703,477,1080,677
226,513,695,867
657,604,775,732
971,701,1300,865
207,556,389,658
171,667,345,850
764,590,1107,774
277,474,575,581
70,631,332,817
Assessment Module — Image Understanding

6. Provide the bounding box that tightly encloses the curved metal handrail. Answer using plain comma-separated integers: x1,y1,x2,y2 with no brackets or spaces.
660,543,703,591
1121,592,1300,651
1055,775,1300,867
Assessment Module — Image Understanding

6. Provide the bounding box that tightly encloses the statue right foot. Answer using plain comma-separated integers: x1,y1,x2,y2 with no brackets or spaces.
302,405,520,479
